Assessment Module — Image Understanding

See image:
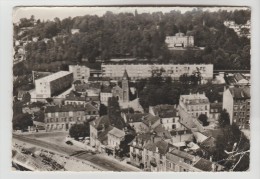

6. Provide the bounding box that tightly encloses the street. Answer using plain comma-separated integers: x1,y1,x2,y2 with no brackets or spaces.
13,133,139,172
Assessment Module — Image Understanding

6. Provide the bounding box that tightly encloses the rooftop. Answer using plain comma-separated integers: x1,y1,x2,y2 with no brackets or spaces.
45,104,86,113
169,149,196,161
229,86,250,99
108,127,125,138
125,113,149,123
35,71,72,83
193,158,214,171
151,104,178,118
144,139,170,155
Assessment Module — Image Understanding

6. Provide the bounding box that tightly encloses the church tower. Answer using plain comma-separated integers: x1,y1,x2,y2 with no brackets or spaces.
122,69,129,102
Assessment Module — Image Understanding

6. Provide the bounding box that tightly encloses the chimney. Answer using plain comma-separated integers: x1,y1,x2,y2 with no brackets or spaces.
156,146,159,153
210,156,213,162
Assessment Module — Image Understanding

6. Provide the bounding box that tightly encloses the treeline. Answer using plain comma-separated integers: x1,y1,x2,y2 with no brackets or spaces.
14,8,251,72
138,76,224,110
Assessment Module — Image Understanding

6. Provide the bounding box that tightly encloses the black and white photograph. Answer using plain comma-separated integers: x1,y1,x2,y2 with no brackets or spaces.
9,5,253,172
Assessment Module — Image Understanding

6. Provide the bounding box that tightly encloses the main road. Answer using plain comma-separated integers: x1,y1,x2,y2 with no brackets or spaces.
13,133,139,172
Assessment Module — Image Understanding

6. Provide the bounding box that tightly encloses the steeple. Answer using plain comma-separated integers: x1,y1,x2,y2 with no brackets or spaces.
123,69,129,80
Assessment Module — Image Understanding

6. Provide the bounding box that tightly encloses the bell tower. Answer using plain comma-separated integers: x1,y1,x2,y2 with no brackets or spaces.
122,69,129,102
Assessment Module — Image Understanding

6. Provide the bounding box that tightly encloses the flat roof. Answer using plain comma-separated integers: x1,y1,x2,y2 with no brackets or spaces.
35,71,72,83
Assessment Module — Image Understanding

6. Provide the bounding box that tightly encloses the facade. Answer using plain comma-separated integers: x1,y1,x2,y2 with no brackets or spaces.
179,93,210,118
166,149,223,172
223,86,250,129
69,65,90,82
107,127,125,151
102,63,213,80
209,102,222,122
149,105,181,131
165,33,194,48
44,105,86,131
35,71,73,99
178,93,210,129
123,113,150,133
100,86,112,106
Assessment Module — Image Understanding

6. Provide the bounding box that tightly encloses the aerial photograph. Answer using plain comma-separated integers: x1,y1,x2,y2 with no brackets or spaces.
12,6,250,172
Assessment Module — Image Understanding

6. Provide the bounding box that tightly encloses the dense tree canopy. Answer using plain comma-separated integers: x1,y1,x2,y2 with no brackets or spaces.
14,8,251,74
218,109,231,128
69,122,90,140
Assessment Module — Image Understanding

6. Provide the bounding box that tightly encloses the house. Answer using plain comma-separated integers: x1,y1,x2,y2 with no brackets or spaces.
166,149,223,172
123,113,150,133
178,93,210,129
89,114,127,153
89,115,111,152
142,138,171,172
149,104,181,131
64,91,87,105
69,65,90,82
223,86,250,129
107,127,126,156
209,102,222,122
129,133,152,169
226,73,249,86
100,86,112,106
165,33,194,49
44,104,86,132
71,28,80,34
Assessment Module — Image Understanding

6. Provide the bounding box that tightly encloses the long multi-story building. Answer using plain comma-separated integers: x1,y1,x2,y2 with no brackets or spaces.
223,86,250,129
165,33,194,48
69,65,90,81
35,71,73,99
102,63,213,80
44,103,99,132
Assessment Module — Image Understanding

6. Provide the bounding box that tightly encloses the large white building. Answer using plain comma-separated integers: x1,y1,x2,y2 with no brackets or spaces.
102,63,213,80
34,71,73,99
165,33,194,49
69,65,90,82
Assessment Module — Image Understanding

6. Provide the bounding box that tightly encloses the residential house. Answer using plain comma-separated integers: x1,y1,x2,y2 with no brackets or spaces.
209,102,222,122
223,86,250,129
100,86,112,106
166,149,223,172
107,127,126,156
165,33,194,49
123,113,150,133
44,104,86,131
149,104,181,131
69,65,90,82
178,93,210,129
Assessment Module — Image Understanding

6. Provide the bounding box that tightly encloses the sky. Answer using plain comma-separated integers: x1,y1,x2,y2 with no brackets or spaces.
13,6,249,23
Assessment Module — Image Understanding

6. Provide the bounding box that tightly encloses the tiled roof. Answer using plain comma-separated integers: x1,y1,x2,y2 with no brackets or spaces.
65,91,86,101
108,127,125,138
151,105,178,118
125,113,148,123
45,104,86,113
234,73,246,82
144,139,169,155
74,83,101,92
101,86,112,93
169,149,196,161
229,86,250,99
91,115,110,129
193,158,213,171
142,114,160,127
98,125,114,143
